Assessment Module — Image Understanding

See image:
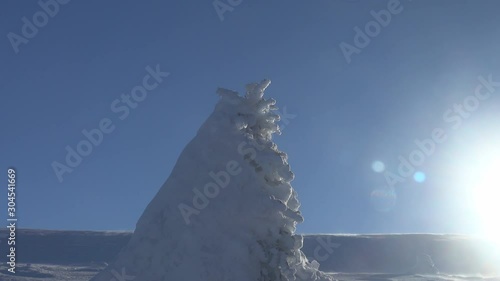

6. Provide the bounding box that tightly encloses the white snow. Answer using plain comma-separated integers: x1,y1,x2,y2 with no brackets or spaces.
1,230,500,280
90,80,333,281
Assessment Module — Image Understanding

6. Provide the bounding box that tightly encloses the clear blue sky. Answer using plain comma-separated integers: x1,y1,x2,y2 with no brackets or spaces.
1,0,500,235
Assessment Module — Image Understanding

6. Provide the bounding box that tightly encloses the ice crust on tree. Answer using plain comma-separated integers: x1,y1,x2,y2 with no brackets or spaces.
91,80,333,281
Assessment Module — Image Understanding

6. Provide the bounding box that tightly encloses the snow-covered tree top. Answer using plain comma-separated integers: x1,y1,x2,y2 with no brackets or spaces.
216,79,281,141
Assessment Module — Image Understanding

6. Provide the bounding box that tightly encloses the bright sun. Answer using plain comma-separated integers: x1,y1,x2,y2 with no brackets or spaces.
448,130,500,243
473,155,500,240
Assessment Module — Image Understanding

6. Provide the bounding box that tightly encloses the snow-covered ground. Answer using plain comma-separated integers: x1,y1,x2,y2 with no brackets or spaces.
0,229,499,280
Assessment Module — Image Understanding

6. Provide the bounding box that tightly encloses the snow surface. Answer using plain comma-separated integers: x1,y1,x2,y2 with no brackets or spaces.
91,80,332,281
1,230,500,280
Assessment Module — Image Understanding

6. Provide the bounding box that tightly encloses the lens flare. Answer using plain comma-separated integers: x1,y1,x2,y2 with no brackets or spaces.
371,161,385,173
413,171,426,183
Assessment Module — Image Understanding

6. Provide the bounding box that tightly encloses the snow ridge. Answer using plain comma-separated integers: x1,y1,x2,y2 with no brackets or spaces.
91,80,333,281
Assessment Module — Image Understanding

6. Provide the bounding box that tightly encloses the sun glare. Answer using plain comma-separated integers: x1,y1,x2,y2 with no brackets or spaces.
473,155,500,241
447,127,500,245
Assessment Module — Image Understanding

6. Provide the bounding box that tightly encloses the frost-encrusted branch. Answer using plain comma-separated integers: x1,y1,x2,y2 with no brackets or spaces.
217,79,281,140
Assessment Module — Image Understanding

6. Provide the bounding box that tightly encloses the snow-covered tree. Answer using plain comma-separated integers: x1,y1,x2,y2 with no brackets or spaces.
91,80,333,281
